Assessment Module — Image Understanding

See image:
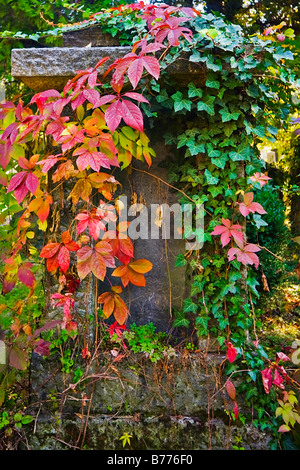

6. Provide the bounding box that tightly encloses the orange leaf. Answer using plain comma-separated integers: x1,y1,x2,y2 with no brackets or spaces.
129,259,152,274
61,230,71,244
111,265,130,287
28,191,53,223
69,177,92,205
103,295,115,318
98,291,112,303
98,289,128,324
90,251,107,280
77,242,114,281
52,160,77,183
111,285,122,294
113,294,128,324
112,259,152,287
128,268,146,287
40,242,60,259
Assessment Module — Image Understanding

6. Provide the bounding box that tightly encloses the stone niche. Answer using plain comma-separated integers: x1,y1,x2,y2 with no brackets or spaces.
11,29,205,333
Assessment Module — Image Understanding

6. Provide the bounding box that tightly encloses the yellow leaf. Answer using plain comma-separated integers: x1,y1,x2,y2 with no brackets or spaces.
26,231,35,239
37,219,48,232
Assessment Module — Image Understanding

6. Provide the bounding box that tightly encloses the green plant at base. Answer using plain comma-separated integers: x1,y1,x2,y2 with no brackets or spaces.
119,431,133,448
124,323,175,362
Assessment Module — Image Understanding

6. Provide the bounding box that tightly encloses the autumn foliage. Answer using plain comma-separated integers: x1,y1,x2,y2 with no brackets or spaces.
0,3,291,427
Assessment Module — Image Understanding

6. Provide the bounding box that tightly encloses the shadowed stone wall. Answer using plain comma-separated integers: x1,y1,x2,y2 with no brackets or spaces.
11,31,192,332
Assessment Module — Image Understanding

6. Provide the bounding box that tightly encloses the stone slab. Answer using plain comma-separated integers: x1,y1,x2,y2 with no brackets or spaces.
62,25,121,47
11,46,132,91
11,46,205,92
26,352,271,450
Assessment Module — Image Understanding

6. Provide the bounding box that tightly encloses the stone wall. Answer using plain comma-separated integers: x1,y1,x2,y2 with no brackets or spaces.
26,351,271,450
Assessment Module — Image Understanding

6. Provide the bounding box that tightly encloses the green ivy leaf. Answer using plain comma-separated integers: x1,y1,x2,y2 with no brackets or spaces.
195,316,209,329
205,77,220,89
204,169,219,185
211,154,228,169
183,298,198,314
171,91,192,112
252,213,268,229
175,253,187,267
229,146,250,161
197,96,215,115
188,82,203,98
219,108,241,122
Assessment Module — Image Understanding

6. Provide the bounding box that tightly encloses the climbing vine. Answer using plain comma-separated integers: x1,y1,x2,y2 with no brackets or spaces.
0,2,300,449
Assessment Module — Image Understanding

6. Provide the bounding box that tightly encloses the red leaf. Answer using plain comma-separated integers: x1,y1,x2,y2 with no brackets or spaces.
228,241,261,269
103,232,134,264
83,89,101,107
38,154,63,173
2,277,17,294
30,89,61,106
211,218,243,247
272,368,285,389
233,401,239,419
261,367,273,394
7,171,27,193
40,232,79,273
40,242,60,259
25,172,39,194
97,94,116,107
141,55,160,80
105,100,123,133
226,342,237,363
18,263,36,288
127,58,144,89
35,339,51,357
225,380,236,401
238,192,267,217
73,147,113,172
57,245,70,273
122,92,150,103
65,240,80,252
249,172,271,188
121,100,144,132
14,180,29,204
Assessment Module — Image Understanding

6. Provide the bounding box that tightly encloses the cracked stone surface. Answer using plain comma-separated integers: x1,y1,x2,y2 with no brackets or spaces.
11,46,132,91
11,46,205,92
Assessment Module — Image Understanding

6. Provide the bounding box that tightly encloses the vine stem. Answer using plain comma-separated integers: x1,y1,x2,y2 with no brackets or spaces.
131,166,212,216
249,290,258,342
163,222,172,318
258,245,284,262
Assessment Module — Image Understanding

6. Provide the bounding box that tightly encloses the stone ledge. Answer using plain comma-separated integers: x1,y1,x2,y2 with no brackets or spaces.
11,46,206,92
25,414,271,450
11,46,132,91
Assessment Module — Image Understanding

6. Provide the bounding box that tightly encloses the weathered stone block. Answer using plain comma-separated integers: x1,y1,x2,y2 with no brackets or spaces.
26,352,271,450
